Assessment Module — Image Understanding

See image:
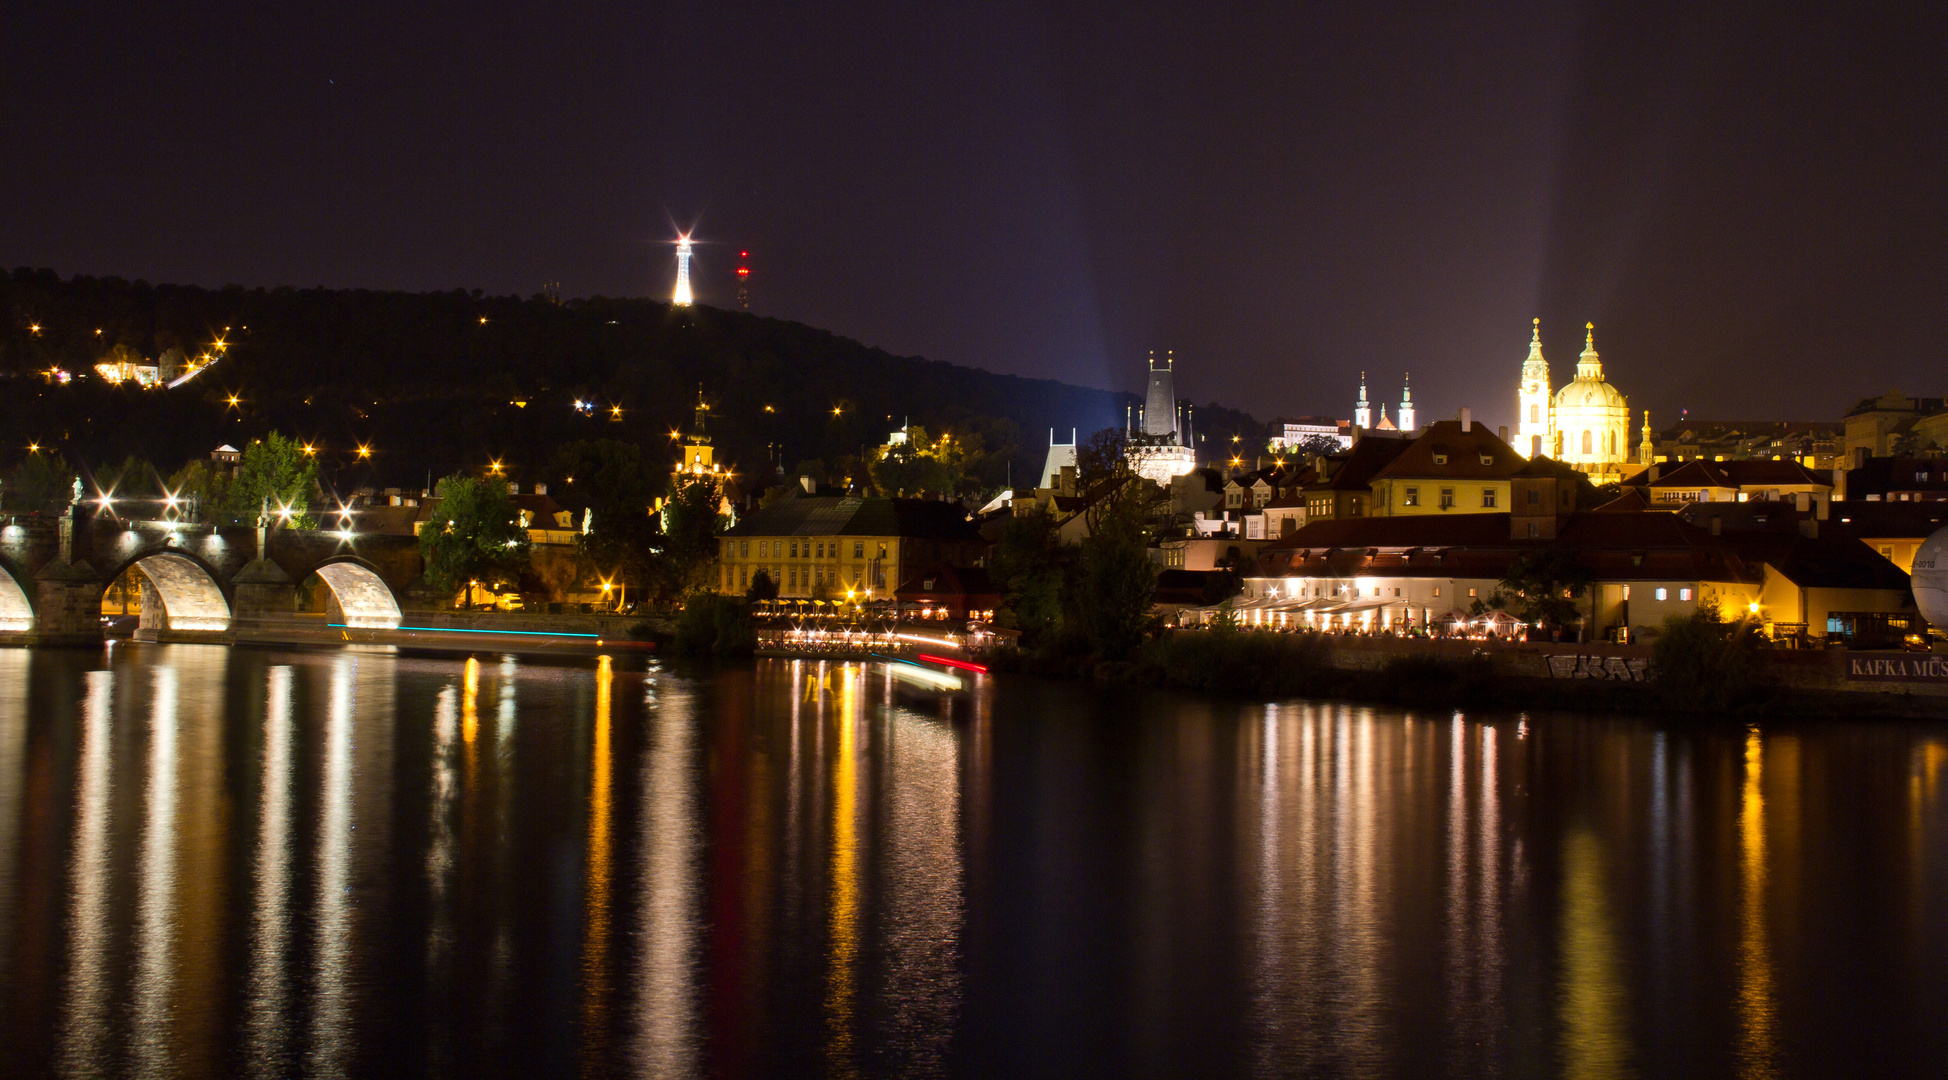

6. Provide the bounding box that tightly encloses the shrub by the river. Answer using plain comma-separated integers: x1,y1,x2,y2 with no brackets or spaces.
672,594,756,657
1370,651,1500,707
1132,630,1334,696
1651,608,1769,711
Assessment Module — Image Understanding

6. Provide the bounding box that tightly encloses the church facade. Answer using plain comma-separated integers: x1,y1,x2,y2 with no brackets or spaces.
1514,320,1640,484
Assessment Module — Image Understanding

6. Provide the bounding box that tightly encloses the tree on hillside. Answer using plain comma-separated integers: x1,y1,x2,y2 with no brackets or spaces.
549,438,659,586
218,432,319,527
868,425,965,498
418,474,530,607
3,449,76,515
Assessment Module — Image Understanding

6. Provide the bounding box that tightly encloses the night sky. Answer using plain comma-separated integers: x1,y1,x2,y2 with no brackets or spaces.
5,1,1944,432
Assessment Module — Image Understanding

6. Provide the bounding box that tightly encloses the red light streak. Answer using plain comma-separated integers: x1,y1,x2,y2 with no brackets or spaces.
917,653,987,674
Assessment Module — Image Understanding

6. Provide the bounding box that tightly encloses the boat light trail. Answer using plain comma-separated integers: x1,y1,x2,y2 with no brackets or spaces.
330,624,600,638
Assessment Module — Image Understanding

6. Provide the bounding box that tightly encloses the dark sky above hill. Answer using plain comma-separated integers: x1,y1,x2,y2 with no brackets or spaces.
4,2,1944,432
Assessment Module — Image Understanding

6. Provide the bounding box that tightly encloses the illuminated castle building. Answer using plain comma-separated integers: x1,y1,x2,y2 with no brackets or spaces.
1513,319,1634,483
1125,351,1198,484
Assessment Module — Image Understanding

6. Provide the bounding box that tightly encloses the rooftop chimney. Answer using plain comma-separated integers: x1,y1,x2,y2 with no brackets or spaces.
1459,407,1472,432
1497,425,1509,444
800,475,816,494
1795,491,1810,512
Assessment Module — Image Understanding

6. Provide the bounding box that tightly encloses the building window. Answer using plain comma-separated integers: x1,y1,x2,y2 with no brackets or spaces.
788,568,798,588
1468,587,1477,598
1622,585,1630,600
1393,587,1402,597
1882,546,1895,558
877,542,888,559
1481,488,1496,508
1527,488,1541,506
1656,588,1668,601
1530,403,1539,424
1433,453,1448,465
790,540,799,558
1433,586,1441,597
1527,522,1538,537
1480,454,1493,466
759,541,768,557
1403,487,1419,506
1680,588,1693,601
1439,488,1455,508
1582,430,1593,456
854,541,864,558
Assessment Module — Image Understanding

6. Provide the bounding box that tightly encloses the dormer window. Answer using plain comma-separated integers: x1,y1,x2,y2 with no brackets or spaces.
1433,453,1448,465
1480,453,1494,465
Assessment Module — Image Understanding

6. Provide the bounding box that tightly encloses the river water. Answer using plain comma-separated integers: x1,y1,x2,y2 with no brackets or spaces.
0,644,1945,1078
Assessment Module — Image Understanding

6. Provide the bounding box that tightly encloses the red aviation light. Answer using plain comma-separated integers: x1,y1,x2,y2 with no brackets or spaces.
736,267,750,278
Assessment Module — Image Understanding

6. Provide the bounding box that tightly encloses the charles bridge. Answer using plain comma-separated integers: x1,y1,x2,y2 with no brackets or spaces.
0,510,423,645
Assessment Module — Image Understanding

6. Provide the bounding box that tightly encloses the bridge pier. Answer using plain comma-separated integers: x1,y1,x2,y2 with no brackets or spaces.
232,556,296,634
30,557,103,646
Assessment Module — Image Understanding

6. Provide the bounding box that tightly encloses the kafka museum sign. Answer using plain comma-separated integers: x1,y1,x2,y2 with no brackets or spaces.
1845,652,1948,684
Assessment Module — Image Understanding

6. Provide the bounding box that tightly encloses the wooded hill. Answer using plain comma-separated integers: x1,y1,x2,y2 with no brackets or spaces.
0,268,1268,494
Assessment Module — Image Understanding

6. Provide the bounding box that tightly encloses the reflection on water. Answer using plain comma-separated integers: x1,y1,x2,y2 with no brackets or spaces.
4,649,1948,1078
56,670,115,1076
244,666,296,1078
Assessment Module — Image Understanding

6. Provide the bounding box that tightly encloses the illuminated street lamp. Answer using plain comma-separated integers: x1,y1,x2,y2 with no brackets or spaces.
302,443,317,456
357,443,372,459
487,460,505,476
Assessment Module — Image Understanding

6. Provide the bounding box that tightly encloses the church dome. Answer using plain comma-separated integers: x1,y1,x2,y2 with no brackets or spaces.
1552,323,1627,413
1555,376,1627,412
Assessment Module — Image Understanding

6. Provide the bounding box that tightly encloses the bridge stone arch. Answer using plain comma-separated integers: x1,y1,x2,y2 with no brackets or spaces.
104,547,233,634
304,555,403,629
0,558,33,633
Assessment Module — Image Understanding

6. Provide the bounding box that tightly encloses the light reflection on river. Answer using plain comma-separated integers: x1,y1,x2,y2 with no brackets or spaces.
1,644,1947,1077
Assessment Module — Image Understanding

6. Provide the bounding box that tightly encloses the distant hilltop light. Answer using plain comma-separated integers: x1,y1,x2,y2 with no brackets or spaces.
672,232,694,307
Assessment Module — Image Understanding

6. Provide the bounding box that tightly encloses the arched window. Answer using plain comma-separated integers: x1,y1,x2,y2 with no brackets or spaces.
1581,430,1593,456
1529,403,1539,424
1607,430,1616,456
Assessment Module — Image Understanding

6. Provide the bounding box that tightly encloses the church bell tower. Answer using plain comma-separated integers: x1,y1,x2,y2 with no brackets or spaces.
1516,318,1552,458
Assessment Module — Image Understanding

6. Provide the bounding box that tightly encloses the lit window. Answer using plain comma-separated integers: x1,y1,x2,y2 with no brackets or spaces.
1656,588,1668,601
1680,588,1693,601
1433,453,1448,465
1434,586,1441,597
1404,487,1419,506
1468,587,1478,598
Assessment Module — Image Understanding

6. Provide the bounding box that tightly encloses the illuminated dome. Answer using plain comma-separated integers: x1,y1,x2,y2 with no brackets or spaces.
1549,323,1632,478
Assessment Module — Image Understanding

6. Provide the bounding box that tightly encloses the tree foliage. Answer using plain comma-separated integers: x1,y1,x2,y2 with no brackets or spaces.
3,449,76,514
653,472,726,598
217,432,319,527
988,510,1070,648
868,425,966,498
417,473,530,604
549,438,659,584
1498,546,1593,632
